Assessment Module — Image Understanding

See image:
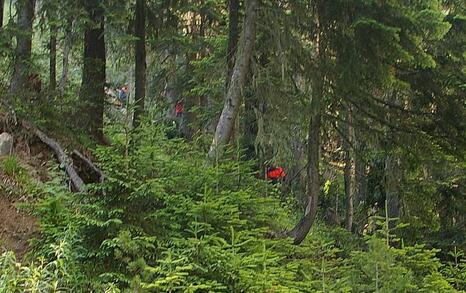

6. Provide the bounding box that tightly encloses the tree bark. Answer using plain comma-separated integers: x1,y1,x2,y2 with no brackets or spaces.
206,0,239,134
287,107,321,244
59,19,73,93
385,155,401,222
284,1,326,244
49,19,57,92
226,0,240,89
0,0,4,28
179,59,194,139
133,0,146,128
79,0,105,142
354,129,366,207
9,0,36,95
343,109,355,231
164,78,178,120
208,0,257,160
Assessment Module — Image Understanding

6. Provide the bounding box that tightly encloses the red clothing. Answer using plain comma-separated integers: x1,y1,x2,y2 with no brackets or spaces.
267,167,286,180
175,101,184,115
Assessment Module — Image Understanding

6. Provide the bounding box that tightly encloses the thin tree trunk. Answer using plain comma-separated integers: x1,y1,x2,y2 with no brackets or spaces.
79,0,105,142
287,107,321,244
49,20,57,92
208,0,258,160
0,0,4,28
354,128,366,207
226,0,240,89
281,138,306,197
385,155,401,222
207,0,240,134
179,59,194,139
241,87,257,160
59,19,72,93
133,0,146,128
9,0,36,95
343,109,354,231
164,78,178,120
286,3,324,244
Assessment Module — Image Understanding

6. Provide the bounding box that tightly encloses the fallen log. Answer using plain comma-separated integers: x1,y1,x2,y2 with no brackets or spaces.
72,149,105,183
22,122,85,192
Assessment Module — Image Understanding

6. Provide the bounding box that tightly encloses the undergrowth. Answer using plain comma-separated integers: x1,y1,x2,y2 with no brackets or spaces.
0,122,464,292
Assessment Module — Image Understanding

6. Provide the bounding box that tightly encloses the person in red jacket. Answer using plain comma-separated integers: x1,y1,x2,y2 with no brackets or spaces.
266,165,286,184
175,100,184,117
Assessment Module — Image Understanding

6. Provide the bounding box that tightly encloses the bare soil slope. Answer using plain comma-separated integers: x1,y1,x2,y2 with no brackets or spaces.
0,196,37,259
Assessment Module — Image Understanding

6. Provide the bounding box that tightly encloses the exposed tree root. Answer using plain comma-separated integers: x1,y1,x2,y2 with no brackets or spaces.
22,122,85,192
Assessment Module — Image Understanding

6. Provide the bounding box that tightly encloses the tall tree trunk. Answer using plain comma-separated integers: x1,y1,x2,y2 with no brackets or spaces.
385,154,401,222
59,19,73,93
133,0,146,128
179,58,194,139
164,79,178,120
9,0,36,95
286,2,324,244
226,0,240,89
287,103,321,244
0,0,4,28
49,18,57,92
207,0,240,134
354,128,366,207
343,109,355,231
208,0,258,160
79,0,105,142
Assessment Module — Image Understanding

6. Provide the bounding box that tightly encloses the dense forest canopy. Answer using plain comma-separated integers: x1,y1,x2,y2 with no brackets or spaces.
0,0,465,291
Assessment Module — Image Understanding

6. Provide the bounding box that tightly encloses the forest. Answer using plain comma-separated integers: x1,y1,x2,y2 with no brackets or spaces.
0,0,465,291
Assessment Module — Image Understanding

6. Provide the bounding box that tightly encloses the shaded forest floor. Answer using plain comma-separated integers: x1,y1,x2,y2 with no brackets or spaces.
0,131,55,259
0,195,37,259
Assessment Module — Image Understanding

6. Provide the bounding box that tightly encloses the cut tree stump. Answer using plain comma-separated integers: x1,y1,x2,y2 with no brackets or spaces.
72,149,105,183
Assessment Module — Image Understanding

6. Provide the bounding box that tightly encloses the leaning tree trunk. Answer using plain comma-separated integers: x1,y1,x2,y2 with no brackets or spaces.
208,0,239,133
208,0,258,160
285,2,325,244
79,0,105,142
133,0,146,128
287,104,321,244
9,0,36,95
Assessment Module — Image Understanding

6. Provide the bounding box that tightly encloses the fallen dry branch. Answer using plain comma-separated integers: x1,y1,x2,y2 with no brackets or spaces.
72,149,105,183
22,122,85,192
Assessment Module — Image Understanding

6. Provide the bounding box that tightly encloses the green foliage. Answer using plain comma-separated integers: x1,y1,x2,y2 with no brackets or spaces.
11,121,454,292
0,238,82,292
345,222,459,292
1,0,464,291
1,155,20,177
0,155,43,199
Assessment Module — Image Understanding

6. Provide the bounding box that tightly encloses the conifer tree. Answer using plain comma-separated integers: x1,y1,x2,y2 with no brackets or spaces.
9,0,36,96
79,0,106,141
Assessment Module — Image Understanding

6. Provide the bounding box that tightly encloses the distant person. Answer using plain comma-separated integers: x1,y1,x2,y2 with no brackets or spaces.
266,165,286,184
118,85,129,108
175,100,184,117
